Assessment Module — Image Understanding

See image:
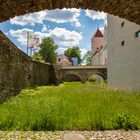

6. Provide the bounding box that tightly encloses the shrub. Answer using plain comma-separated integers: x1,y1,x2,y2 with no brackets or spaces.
114,112,138,130
88,75,96,82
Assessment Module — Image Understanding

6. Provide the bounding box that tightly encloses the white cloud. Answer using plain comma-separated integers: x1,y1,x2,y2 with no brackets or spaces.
10,8,81,27
9,27,83,48
80,48,87,58
45,8,80,24
9,28,49,45
9,28,33,45
99,27,104,34
49,27,83,47
85,10,107,21
57,47,68,54
42,25,48,32
10,11,46,26
73,21,81,27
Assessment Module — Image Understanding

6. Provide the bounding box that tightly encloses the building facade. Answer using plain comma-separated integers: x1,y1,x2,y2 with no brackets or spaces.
57,54,72,66
91,28,107,82
91,28,107,66
91,28,104,65
107,14,140,91
100,25,108,65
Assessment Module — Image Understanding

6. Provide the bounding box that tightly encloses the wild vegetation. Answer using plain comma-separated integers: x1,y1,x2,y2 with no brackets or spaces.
64,47,82,64
33,37,58,64
0,82,140,131
83,51,92,65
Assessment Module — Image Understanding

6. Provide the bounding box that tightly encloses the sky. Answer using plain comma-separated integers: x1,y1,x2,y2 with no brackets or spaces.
0,9,106,58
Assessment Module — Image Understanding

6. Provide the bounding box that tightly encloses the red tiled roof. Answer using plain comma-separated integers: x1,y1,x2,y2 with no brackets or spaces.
94,28,103,37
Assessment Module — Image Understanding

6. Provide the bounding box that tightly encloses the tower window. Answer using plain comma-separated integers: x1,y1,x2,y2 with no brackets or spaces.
121,21,124,27
121,40,125,46
135,31,140,38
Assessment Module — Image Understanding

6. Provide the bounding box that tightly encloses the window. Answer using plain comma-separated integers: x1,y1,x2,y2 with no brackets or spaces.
121,40,125,46
135,31,140,38
121,21,124,27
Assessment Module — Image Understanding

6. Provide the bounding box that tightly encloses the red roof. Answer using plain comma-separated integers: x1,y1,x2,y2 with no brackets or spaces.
94,28,103,37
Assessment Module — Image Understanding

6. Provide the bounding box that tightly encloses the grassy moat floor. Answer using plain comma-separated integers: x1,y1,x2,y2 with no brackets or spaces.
0,82,140,131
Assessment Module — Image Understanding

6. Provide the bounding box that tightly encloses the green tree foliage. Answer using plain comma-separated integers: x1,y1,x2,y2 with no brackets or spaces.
38,37,58,64
83,51,92,65
33,52,43,61
64,47,82,64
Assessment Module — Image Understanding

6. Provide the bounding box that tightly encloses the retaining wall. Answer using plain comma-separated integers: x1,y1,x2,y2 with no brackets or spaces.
0,31,61,103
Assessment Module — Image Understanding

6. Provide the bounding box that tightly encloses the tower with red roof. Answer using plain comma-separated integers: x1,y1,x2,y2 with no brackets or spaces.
91,28,104,65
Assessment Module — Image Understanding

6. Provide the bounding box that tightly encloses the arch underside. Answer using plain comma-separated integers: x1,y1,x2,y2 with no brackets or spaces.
62,70,107,83
0,0,139,24
63,73,81,82
86,72,106,81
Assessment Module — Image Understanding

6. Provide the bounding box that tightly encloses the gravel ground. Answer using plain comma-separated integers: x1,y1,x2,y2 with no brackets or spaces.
0,130,140,140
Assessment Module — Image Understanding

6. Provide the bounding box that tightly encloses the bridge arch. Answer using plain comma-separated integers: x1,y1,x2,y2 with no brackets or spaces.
0,0,139,24
61,66,107,83
63,73,82,82
86,72,106,82
80,71,107,83
95,72,107,81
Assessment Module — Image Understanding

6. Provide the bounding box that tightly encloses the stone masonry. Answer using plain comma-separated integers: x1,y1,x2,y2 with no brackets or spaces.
0,0,140,25
0,131,140,140
62,66,107,83
0,31,62,103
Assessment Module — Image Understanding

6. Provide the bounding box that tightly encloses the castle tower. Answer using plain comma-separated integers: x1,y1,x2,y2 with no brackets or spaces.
91,28,104,65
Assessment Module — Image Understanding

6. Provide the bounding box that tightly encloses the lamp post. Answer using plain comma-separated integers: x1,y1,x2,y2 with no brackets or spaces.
27,31,29,55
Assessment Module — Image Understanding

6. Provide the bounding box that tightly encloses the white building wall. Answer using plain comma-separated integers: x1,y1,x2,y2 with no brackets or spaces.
100,49,107,65
100,25,108,65
107,14,140,91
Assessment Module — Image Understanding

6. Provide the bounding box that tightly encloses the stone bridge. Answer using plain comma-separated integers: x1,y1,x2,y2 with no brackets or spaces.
61,65,107,83
0,0,140,25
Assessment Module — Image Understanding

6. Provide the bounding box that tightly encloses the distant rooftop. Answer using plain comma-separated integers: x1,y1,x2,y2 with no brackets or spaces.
94,28,104,37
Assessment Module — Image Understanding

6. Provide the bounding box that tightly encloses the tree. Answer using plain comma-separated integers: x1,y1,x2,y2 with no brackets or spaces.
39,37,58,64
33,52,43,61
83,51,92,65
64,47,82,64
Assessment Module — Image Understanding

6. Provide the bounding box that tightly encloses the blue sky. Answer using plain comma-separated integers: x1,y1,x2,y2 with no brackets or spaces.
0,9,106,57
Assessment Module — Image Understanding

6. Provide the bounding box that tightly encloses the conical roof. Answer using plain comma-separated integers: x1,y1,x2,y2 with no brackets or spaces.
94,28,103,37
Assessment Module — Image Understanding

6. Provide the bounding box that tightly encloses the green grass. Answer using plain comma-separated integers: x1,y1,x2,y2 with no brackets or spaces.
0,82,140,131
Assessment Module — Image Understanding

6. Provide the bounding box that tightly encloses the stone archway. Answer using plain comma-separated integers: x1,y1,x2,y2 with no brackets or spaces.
63,74,82,82
86,73,105,81
0,0,139,24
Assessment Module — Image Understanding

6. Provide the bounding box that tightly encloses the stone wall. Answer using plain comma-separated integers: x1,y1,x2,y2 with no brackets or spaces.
0,31,31,103
0,0,139,25
32,61,51,86
0,31,61,103
50,65,63,85
62,66,107,83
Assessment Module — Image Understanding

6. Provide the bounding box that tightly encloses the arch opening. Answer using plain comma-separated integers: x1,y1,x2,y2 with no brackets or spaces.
63,74,81,82
86,73,104,83
0,1,139,24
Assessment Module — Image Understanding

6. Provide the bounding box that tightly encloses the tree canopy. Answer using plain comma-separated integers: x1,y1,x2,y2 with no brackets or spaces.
64,47,82,64
83,51,92,65
33,37,58,64
32,52,43,61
